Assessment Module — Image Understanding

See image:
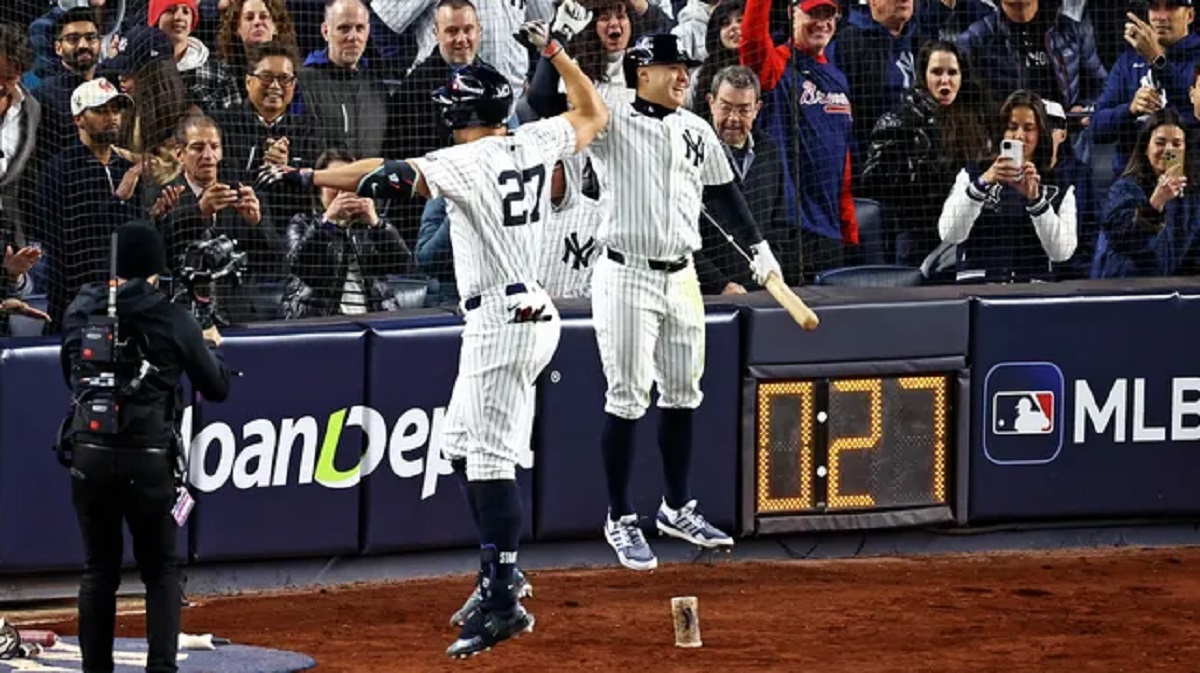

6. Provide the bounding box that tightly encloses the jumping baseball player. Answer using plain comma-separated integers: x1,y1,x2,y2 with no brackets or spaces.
587,33,784,571
540,158,604,298
256,26,608,657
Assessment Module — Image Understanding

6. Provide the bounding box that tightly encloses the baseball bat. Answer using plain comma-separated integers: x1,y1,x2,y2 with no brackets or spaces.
762,271,819,331
699,209,820,331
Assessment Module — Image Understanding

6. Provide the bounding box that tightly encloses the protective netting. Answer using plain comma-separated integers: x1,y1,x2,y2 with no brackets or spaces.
0,0,1194,335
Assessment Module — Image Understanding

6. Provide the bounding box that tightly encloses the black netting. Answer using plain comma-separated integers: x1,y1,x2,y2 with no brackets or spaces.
0,0,1194,336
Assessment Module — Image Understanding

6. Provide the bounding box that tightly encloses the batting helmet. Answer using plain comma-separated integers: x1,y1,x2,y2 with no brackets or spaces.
623,33,702,89
432,63,513,130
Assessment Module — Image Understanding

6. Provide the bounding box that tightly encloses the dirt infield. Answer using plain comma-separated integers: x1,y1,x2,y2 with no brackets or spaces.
36,546,1200,673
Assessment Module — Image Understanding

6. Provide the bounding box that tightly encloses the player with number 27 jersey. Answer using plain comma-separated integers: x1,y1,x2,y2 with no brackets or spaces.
411,117,577,301
253,23,608,660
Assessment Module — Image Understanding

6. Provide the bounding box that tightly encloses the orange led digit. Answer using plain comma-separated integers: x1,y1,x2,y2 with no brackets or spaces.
898,376,949,502
827,379,882,509
756,382,815,512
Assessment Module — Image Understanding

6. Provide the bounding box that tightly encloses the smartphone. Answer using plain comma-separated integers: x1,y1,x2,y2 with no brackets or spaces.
1165,149,1183,174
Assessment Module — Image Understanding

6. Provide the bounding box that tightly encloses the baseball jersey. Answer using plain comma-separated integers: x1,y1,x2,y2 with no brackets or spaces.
539,155,603,298
588,100,733,259
410,116,578,300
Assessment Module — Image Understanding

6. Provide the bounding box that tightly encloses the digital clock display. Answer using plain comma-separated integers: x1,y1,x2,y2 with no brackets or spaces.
755,376,951,515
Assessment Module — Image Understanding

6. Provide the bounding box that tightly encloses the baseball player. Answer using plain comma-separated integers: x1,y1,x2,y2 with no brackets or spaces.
539,158,604,298
587,33,784,571
257,26,608,657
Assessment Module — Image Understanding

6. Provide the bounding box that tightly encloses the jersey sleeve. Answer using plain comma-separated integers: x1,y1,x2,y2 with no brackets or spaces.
699,122,735,186
517,115,579,166
409,145,478,203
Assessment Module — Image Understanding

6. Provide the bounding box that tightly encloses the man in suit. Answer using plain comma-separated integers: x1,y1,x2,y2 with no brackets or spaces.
160,113,280,325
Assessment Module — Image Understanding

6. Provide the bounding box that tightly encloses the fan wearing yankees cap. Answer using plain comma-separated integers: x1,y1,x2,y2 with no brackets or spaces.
585,32,782,572
36,78,146,330
740,0,857,280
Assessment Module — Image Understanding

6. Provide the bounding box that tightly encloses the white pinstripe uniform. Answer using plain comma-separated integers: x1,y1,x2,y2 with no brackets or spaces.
410,116,579,481
539,156,603,298
587,98,733,419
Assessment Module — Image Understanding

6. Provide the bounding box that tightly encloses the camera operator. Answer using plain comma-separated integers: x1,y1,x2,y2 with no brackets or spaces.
59,221,231,673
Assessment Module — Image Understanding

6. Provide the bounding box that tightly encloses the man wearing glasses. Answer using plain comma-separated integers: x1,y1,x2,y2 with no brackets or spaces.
213,40,321,241
32,7,104,160
697,65,791,293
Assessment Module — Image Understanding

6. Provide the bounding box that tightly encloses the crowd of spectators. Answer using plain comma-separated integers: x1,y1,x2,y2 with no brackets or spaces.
0,0,1198,334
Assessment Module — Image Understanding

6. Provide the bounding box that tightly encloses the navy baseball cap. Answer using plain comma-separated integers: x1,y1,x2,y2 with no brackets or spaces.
101,26,173,77
622,34,702,88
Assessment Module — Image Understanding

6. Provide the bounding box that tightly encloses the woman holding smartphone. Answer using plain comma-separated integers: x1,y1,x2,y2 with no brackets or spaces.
1094,109,1200,278
936,90,1078,282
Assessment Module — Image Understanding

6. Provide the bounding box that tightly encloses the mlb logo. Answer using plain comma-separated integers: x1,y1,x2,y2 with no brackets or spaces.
992,391,1055,435
982,362,1065,465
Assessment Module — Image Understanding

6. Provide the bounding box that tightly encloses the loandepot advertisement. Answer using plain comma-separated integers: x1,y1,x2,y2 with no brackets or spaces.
180,404,534,497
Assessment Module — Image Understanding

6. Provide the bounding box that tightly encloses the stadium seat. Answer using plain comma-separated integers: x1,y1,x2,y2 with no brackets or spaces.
847,198,887,266
386,276,430,310
813,265,923,287
1090,140,1118,196
251,282,286,322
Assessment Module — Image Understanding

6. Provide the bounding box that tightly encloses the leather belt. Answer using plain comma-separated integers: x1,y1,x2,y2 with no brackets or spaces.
464,283,529,311
606,248,689,273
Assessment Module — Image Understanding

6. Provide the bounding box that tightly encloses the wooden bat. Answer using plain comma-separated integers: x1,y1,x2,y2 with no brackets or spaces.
699,209,820,331
763,271,819,331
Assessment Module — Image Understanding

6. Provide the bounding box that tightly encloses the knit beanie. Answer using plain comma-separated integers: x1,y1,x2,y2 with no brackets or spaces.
148,0,199,30
115,221,168,280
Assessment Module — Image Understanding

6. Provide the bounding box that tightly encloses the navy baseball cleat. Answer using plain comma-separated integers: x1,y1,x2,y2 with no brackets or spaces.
656,499,733,548
446,603,535,658
450,567,533,627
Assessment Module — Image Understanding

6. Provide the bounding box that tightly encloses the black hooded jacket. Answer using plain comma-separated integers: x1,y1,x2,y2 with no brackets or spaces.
61,279,231,448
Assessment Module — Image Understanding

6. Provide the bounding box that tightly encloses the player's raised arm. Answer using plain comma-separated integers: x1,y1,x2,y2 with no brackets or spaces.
256,157,430,200
516,21,609,152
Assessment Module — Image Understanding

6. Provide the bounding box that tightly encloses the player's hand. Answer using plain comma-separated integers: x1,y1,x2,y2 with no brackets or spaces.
515,20,552,50
255,164,313,191
264,137,290,167
233,184,262,225
550,0,592,43
722,282,747,295
749,240,783,286
1129,86,1163,116
1,298,50,322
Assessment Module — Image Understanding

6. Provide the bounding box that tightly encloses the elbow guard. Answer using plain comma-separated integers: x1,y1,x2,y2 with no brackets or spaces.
356,160,419,201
